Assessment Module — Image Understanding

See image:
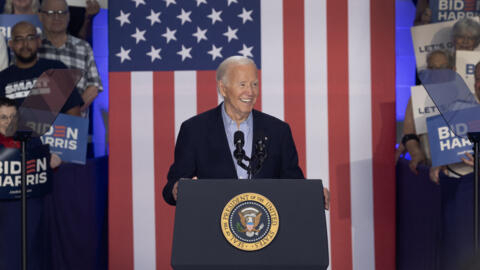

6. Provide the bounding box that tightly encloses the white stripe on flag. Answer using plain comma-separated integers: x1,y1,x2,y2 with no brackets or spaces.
304,1,331,269
260,0,284,120
174,71,197,140
131,72,156,270
348,0,376,269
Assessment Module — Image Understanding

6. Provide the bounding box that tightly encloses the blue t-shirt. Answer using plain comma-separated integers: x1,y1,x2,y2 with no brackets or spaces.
0,58,84,113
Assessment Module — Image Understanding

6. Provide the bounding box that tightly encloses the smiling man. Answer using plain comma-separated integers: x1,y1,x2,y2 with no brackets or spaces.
163,56,329,209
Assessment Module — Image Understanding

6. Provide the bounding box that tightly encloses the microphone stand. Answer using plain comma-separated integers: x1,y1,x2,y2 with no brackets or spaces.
468,131,480,253
14,130,33,270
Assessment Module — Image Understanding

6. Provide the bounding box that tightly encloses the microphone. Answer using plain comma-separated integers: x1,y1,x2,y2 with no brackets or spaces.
233,131,245,161
251,133,268,176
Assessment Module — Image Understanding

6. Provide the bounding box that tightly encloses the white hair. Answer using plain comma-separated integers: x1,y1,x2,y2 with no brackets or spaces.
216,56,257,85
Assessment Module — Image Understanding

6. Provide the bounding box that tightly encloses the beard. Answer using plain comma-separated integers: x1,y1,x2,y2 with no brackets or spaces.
16,51,37,65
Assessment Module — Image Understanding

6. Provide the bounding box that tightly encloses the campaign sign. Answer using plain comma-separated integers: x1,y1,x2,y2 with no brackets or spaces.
411,19,458,71
0,15,42,39
411,85,441,134
0,144,52,199
456,50,480,95
38,114,88,165
67,0,108,9
430,0,480,23
426,107,480,166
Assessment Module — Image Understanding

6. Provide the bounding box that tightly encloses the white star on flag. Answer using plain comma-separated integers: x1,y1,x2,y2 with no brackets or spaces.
238,44,253,58
132,0,145,8
131,28,146,44
146,9,161,26
196,0,207,6
177,45,192,61
207,8,222,25
164,0,176,7
116,10,131,27
227,0,238,6
116,46,131,63
146,46,162,62
223,26,238,42
207,44,223,61
192,27,208,43
162,27,177,43
177,9,192,25
238,8,253,24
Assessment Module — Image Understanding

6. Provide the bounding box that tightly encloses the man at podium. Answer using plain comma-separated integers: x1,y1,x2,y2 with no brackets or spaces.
163,56,329,208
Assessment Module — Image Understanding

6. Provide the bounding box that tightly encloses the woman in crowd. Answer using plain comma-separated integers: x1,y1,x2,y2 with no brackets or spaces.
3,0,39,14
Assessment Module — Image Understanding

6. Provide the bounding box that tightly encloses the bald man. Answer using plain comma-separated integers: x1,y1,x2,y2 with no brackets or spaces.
0,21,83,115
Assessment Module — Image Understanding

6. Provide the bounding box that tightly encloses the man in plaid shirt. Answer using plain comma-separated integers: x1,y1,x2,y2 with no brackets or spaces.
38,0,102,113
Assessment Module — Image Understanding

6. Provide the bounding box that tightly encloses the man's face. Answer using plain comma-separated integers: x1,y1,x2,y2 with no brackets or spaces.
8,23,40,64
218,63,259,122
454,31,477,50
39,0,69,34
427,53,449,69
475,65,480,101
0,106,17,136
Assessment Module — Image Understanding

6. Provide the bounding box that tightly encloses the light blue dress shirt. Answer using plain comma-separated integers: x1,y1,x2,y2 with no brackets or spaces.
221,103,253,179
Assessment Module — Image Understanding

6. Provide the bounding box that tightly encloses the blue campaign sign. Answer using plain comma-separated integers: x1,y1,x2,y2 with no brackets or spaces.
0,144,52,200
430,0,480,23
426,107,480,166
0,14,42,39
40,114,89,165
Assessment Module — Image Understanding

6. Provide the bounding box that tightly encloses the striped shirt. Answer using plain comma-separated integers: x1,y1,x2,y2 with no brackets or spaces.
38,34,103,94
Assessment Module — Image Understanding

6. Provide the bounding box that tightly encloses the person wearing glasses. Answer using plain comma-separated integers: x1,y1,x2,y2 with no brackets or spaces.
0,21,83,115
38,0,102,113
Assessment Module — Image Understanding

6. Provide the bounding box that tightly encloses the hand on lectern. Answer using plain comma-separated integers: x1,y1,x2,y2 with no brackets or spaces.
172,177,198,201
173,182,179,201
323,187,330,210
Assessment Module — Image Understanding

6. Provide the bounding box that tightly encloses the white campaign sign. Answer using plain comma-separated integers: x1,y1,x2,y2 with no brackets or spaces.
411,17,480,71
66,0,107,9
456,50,480,95
411,85,440,134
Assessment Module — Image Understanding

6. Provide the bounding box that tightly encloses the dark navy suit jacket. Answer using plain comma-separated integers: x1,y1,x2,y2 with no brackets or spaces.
163,104,304,205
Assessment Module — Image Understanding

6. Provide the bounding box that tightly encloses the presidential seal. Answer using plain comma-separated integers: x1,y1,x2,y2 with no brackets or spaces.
221,192,279,251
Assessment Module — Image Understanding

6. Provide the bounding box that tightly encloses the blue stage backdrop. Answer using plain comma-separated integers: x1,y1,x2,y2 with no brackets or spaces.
92,9,109,157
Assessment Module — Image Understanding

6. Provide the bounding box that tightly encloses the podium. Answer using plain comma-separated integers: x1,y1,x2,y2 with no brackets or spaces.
171,179,329,270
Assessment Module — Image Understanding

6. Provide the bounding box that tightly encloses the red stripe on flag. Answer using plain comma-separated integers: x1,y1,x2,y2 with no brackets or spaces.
197,71,218,114
109,72,134,270
283,0,306,173
153,72,176,270
327,0,353,268
371,0,396,268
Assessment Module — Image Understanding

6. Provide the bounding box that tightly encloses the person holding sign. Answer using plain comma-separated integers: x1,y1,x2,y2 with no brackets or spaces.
0,96,60,270
397,49,454,176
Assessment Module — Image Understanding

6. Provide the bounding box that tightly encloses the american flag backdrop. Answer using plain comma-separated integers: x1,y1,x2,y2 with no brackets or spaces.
108,0,396,269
